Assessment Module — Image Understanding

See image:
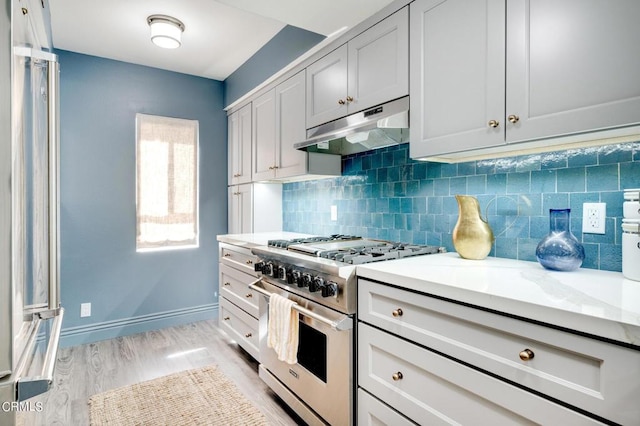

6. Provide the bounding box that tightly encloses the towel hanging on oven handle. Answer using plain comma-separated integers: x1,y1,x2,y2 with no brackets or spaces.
249,278,353,331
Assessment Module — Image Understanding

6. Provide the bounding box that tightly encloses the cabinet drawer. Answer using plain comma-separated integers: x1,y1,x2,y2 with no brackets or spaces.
358,279,640,425
220,297,259,361
219,263,258,318
358,323,601,425
219,243,258,275
358,388,416,426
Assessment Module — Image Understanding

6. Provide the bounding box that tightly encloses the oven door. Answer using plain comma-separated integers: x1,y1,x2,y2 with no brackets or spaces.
250,278,353,426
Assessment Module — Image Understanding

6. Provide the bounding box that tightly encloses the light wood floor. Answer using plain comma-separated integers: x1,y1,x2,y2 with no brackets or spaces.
20,319,303,425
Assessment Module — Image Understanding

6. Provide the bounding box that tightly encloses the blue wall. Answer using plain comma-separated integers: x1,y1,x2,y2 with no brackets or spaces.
283,142,640,272
58,50,227,346
224,25,324,107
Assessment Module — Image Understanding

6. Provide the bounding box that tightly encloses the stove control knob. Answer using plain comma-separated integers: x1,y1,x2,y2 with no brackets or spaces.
285,268,295,284
263,263,274,276
254,262,264,272
293,270,303,287
309,276,324,292
321,281,338,298
301,273,312,288
277,266,287,280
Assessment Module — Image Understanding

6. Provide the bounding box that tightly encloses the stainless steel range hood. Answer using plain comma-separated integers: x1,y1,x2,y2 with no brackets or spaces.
295,96,409,156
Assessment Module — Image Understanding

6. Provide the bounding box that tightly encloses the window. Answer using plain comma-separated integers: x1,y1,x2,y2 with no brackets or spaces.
136,114,198,250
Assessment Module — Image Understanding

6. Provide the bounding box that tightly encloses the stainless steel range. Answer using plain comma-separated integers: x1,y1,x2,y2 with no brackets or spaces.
249,236,444,425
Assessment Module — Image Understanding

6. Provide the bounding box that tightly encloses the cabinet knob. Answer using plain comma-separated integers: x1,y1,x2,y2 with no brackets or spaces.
223,316,230,321
338,99,346,105
519,348,535,361
224,253,231,257
245,293,253,298
392,372,404,381
346,96,354,103
245,260,253,265
488,119,500,128
392,308,403,317
223,282,231,286
245,332,252,338
508,114,520,124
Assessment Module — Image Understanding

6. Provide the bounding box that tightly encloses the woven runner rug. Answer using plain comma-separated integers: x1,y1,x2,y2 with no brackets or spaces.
88,365,268,425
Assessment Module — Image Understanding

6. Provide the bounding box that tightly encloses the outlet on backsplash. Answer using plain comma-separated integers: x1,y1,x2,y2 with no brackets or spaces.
582,203,606,234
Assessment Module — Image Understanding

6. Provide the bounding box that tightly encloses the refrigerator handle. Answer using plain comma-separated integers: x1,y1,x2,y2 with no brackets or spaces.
16,307,64,401
48,56,60,312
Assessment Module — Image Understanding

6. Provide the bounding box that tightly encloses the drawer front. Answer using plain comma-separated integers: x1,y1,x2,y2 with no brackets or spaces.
358,388,417,426
358,323,601,425
358,278,640,425
219,263,258,317
219,243,258,275
220,297,259,361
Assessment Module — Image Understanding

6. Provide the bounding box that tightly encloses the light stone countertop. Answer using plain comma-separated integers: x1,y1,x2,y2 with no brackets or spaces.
356,252,640,347
216,232,315,249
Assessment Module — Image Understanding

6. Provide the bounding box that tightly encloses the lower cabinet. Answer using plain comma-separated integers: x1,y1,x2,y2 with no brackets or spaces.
357,278,640,425
218,242,260,361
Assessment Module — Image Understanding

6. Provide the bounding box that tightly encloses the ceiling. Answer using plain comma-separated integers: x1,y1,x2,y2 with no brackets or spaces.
49,0,396,81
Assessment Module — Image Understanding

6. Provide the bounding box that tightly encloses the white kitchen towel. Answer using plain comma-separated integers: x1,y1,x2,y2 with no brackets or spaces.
267,293,299,364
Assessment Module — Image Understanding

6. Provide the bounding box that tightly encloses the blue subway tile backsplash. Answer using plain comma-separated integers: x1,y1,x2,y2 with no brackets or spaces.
282,141,640,272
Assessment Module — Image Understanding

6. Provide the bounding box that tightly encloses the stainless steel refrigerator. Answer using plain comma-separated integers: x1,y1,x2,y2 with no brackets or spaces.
1,0,64,424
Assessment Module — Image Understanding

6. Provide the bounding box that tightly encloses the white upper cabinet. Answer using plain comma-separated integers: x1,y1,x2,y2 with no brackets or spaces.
410,0,640,160
228,184,252,234
228,103,252,185
306,7,409,129
506,0,640,143
274,70,308,179
252,89,277,181
410,0,505,157
252,71,322,181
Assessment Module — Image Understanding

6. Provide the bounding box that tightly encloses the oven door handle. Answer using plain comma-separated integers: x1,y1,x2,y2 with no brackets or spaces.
249,279,353,331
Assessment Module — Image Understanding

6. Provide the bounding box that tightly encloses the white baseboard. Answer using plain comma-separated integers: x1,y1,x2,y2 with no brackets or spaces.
59,303,218,348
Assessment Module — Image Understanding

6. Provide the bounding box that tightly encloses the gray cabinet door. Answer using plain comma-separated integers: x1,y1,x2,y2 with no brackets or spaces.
228,103,252,185
347,7,409,115
275,71,307,179
306,44,349,129
410,0,506,158
251,89,276,181
506,0,640,143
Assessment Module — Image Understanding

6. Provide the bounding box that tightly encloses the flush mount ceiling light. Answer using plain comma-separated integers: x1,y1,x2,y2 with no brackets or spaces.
147,15,185,49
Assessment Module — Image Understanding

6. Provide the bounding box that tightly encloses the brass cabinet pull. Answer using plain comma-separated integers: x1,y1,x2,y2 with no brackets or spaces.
246,260,253,265
245,332,252,338
488,119,500,128
223,282,231,286
268,166,274,170
223,316,230,321
245,293,253,298
519,348,535,361
346,96,354,103
392,308,403,317
233,173,241,177
392,372,403,381
223,253,231,257
508,114,520,124
273,165,279,169
338,99,346,105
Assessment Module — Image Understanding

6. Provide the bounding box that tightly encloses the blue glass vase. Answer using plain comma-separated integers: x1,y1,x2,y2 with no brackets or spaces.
535,209,585,271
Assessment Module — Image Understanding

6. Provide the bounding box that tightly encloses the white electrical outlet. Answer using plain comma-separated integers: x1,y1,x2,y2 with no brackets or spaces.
582,203,606,234
80,302,91,318
331,205,338,221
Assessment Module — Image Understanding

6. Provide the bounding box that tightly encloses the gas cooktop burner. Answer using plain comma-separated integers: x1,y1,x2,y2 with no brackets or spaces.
267,234,361,248
318,243,441,265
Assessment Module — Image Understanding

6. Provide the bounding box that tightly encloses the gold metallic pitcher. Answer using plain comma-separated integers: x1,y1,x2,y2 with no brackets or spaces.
452,195,495,260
